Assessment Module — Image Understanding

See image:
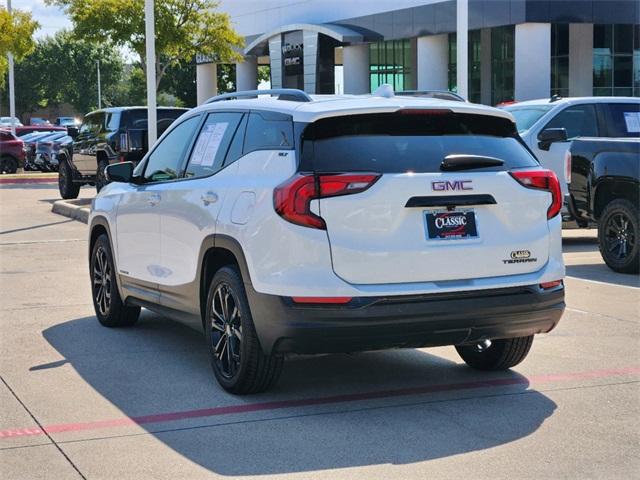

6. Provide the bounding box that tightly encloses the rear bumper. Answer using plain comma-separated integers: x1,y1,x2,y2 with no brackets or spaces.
246,284,565,355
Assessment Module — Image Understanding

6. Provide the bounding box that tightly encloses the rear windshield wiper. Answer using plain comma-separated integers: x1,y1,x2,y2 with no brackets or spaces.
440,154,505,171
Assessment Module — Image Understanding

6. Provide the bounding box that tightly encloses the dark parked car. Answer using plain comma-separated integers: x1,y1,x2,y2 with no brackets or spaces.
0,131,25,173
27,117,51,126
59,106,188,198
54,116,80,127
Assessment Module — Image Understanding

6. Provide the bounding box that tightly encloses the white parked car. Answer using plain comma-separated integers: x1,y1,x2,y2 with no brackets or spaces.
501,97,640,221
89,86,566,394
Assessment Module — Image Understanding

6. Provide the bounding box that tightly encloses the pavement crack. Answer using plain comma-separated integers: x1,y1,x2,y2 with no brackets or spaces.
0,375,87,480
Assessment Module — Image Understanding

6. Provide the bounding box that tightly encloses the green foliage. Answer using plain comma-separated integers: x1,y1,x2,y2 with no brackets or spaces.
47,0,245,88
160,59,196,107
0,30,124,116
0,7,39,88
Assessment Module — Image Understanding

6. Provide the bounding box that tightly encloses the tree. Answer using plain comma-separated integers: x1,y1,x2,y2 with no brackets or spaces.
47,0,245,89
0,31,124,116
0,7,39,88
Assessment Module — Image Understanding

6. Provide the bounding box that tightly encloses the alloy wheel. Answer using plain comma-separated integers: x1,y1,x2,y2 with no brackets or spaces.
93,246,112,316
210,283,243,378
603,211,635,261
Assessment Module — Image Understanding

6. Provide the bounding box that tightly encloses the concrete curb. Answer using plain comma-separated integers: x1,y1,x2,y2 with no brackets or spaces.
52,198,91,224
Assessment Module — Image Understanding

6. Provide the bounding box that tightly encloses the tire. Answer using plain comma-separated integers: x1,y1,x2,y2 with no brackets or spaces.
206,265,283,394
58,159,81,199
598,198,639,274
96,159,109,193
0,156,18,174
90,234,141,327
456,335,534,370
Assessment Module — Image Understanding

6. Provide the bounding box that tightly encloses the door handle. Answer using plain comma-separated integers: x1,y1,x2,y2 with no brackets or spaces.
201,192,218,205
148,194,161,206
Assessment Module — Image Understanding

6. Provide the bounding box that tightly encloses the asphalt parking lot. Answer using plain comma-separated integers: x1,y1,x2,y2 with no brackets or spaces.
1,180,638,480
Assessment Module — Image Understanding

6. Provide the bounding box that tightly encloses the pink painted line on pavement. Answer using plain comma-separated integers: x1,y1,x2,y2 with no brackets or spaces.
2,366,638,439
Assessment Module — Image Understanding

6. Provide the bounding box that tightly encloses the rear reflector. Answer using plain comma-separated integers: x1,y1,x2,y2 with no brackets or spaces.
291,297,353,304
540,280,563,290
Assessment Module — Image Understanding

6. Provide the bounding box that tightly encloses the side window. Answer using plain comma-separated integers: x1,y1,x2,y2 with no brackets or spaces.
142,115,200,182
105,112,121,132
604,103,640,138
0,132,11,141
79,114,94,134
223,114,248,167
243,111,294,154
545,104,599,139
184,112,244,179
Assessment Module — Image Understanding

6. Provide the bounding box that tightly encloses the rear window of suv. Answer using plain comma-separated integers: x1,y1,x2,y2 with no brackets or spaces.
299,112,538,173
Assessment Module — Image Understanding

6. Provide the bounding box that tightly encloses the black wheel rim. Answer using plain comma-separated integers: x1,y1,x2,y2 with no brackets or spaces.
210,283,242,378
604,211,636,261
93,246,112,316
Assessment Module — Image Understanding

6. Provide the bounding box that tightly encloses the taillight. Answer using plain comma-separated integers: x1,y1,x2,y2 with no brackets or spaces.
510,169,562,220
120,133,128,152
274,173,380,229
564,149,571,185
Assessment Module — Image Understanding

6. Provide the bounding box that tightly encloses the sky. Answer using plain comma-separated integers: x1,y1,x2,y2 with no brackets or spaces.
5,0,72,39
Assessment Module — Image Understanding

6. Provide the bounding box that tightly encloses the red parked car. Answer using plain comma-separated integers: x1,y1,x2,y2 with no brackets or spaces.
0,130,25,173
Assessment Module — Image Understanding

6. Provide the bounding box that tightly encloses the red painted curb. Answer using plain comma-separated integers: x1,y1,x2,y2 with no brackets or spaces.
0,177,57,184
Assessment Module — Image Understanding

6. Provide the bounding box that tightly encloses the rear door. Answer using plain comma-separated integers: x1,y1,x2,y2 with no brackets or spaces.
304,111,553,285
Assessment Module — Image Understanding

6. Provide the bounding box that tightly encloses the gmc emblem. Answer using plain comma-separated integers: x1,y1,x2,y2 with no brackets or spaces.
431,180,473,191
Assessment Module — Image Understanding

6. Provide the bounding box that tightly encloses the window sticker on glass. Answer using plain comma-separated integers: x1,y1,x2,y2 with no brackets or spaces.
191,123,229,166
623,112,640,133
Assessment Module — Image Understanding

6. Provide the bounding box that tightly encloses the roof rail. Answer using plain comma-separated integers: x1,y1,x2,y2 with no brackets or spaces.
205,89,313,104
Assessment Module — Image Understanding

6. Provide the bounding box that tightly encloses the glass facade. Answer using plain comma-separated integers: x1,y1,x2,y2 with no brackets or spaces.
447,31,481,103
370,40,412,92
491,26,515,105
551,24,570,97
593,24,640,97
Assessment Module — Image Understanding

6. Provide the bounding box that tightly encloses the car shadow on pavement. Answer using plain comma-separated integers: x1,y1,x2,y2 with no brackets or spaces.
40,313,557,476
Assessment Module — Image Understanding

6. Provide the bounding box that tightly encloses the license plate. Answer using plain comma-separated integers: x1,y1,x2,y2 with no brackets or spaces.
424,209,479,240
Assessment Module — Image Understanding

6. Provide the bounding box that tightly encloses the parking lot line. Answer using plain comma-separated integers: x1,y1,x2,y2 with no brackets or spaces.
1,366,638,440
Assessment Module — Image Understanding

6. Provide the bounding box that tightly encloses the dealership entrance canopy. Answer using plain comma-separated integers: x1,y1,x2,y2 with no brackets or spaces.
198,0,640,105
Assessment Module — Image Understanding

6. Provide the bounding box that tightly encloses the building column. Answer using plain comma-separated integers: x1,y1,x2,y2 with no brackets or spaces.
343,44,370,94
515,23,551,101
303,31,319,94
480,28,492,105
196,63,217,105
416,35,448,91
236,57,259,91
569,24,593,97
269,36,283,89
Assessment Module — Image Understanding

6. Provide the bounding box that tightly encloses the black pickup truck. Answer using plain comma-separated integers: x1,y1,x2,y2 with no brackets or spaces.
567,137,640,274
58,106,188,199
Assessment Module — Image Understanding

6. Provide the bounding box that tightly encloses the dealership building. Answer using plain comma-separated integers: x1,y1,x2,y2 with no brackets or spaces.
198,0,640,105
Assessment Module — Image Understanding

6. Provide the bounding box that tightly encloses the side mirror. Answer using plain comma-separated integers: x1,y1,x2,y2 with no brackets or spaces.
537,128,568,151
105,162,134,183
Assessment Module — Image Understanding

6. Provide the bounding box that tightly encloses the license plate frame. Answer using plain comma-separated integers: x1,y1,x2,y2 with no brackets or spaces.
424,209,479,241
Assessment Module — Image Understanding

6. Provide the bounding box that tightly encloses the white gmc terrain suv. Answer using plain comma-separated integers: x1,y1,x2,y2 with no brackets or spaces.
89,86,566,394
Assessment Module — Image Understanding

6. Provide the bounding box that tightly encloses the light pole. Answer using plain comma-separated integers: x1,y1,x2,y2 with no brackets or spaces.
7,0,16,136
145,0,157,147
97,60,102,109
